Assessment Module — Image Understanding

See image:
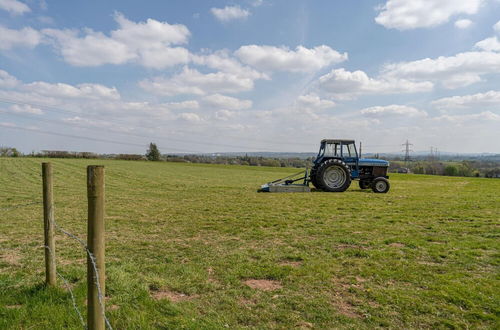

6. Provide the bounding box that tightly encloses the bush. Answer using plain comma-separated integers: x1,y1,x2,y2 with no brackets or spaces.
444,165,458,176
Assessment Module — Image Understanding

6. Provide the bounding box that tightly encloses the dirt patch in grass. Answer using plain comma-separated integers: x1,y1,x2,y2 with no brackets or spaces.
333,300,361,319
1,251,21,266
388,243,405,248
5,304,22,309
279,260,302,267
239,297,257,307
418,260,441,266
244,279,282,291
150,288,197,302
335,244,368,250
331,277,369,319
206,267,220,284
297,321,314,328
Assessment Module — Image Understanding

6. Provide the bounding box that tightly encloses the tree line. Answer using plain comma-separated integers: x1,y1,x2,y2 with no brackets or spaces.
2,143,499,178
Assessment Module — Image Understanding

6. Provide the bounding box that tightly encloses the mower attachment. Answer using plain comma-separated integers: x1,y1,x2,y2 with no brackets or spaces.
258,169,311,192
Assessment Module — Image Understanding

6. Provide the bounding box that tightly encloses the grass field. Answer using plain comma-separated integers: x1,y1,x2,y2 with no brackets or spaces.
0,158,499,329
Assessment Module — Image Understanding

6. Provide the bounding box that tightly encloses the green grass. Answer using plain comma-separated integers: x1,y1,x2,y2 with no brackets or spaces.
1,158,499,329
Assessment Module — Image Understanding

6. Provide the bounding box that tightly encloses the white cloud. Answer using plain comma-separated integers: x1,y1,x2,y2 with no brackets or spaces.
236,45,347,72
191,50,268,80
251,0,264,7
375,0,483,30
0,0,30,15
43,28,136,66
434,111,500,123
494,20,500,33
382,51,500,89
317,68,433,98
178,112,201,122
296,94,335,109
361,105,427,117
203,94,252,110
139,67,256,96
211,6,250,22
164,100,199,110
9,104,43,115
432,90,500,108
23,82,120,100
0,26,42,50
0,70,20,88
215,109,235,121
475,36,500,52
454,19,473,29
139,47,190,69
43,13,190,68
111,13,190,48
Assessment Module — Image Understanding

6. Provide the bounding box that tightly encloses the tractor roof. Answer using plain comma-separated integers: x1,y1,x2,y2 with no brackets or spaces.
321,139,355,144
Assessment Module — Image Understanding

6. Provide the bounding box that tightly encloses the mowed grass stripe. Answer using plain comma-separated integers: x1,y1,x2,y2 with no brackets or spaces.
0,158,499,329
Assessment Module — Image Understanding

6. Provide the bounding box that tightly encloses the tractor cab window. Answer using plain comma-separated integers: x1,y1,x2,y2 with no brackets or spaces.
342,144,351,157
324,143,339,157
346,143,357,158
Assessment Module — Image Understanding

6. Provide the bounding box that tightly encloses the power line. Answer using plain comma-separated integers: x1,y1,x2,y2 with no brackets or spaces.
0,109,286,153
0,97,406,153
0,97,315,149
0,124,203,153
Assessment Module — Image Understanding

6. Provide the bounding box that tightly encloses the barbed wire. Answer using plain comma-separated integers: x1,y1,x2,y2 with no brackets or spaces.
0,201,42,211
49,217,113,330
44,245,86,329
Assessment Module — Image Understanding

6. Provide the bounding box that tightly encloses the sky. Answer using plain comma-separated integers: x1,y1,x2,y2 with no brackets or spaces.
0,0,499,155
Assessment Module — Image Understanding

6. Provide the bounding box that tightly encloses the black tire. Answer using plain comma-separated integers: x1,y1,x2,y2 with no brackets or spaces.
309,168,321,189
359,180,371,189
316,159,351,192
371,177,390,193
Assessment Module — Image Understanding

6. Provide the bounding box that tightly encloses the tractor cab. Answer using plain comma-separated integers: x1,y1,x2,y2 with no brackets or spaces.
314,139,359,169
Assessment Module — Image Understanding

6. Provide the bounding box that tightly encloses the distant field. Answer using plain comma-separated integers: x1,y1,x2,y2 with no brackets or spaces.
1,158,499,329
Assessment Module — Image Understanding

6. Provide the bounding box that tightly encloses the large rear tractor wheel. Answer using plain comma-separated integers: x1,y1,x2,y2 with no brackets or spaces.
371,177,390,193
317,159,351,192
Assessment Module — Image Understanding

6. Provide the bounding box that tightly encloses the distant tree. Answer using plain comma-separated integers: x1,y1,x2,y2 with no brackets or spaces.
457,161,473,177
0,147,20,157
444,165,458,176
146,143,161,161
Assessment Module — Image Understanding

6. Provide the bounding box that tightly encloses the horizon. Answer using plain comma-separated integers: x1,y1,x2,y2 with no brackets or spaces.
1,0,500,154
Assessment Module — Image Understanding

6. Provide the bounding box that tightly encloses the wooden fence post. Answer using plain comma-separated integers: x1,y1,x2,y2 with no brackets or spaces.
42,162,56,286
87,165,105,330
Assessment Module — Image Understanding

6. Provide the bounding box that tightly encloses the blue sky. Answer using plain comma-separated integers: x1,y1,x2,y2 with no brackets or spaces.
1,0,499,154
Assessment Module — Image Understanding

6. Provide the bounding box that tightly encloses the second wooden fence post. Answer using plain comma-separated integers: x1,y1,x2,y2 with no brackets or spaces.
87,165,105,330
42,162,56,286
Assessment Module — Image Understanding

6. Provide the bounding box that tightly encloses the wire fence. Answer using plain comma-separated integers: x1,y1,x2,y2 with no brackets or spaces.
1,198,113,329
48,215,113,330
2,163,112,329
44,244,86,328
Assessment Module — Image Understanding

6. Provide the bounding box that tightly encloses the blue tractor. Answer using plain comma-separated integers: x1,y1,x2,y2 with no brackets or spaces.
310,139,390,193
260,139,390,193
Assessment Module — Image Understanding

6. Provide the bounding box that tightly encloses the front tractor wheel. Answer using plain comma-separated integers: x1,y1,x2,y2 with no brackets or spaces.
371,177,390,193
317,159,351,192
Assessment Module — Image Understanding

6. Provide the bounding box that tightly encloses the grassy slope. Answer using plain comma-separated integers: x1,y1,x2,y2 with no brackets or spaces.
0,158,499,329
